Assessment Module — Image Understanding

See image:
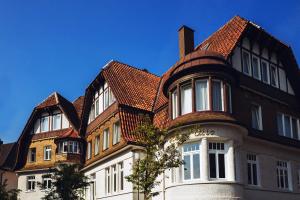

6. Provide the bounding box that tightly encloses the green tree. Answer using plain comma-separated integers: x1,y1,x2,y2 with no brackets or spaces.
0,179,20,200
39,164,89,200
125,119,190,200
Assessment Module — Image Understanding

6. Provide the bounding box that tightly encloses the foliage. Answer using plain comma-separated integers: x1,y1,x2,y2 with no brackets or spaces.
0,179,20,200
39,164,89,200
125,118,191,200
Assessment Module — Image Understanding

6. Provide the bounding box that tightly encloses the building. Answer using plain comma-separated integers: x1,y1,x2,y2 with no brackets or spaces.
5,15,300,200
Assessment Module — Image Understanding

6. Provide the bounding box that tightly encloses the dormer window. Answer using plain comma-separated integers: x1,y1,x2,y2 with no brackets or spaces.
171,78,232,119
88,81,116,123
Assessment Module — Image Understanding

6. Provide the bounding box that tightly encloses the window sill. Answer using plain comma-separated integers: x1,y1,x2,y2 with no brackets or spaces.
25,190,36,193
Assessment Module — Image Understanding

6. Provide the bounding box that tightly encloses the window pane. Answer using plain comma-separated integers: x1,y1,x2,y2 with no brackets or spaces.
251,105,260,130
181,84,192,115
172,91,178,119
284,115,291,138
242,51,250,74
195,80,208,111
261,61,269,83
209,153,216,178
193,154,200,179
252,56,260,79
52,114,61,130
41,116,49,132
183,155,191,180
218,154,225,178
292,118,298,139
212,81,223,111
270,65,277,87
247,163,252,184
104,89,109,109
277,114,284,136
252,163,258,185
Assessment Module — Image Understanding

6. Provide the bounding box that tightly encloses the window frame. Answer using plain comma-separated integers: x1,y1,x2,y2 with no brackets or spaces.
28,148,36,163
270,64,279,88
113,121,121,145
195,79,209,111
87,141,92,159
103,129,110,150
44,146,52,161
95,135,100,155
212,79,224,112
277,113,300,140
251,104,263,131
208,142,226,180
171,90,179,119
276,160,291,190
42,175,52,190
27,176,36,191
182,143,201,181
261,59,270,84
247,154,260,186
180,83,193,115
252,54,261,80
242,50,251,76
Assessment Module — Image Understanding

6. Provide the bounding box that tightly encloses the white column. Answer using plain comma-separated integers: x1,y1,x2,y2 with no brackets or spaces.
201,138,208,181
227,140,235,181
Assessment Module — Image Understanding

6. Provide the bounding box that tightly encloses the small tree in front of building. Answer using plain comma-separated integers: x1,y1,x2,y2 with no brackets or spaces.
0,179,20,200
125,118,190,200
39,163,89,200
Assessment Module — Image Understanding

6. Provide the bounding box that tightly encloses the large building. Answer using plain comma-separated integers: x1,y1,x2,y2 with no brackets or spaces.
3,15,300,200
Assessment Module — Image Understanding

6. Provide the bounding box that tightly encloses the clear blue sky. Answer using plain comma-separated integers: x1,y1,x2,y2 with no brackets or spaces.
1,0,300,143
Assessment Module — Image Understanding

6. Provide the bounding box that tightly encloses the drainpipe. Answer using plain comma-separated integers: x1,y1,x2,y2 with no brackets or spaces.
162,171,166,200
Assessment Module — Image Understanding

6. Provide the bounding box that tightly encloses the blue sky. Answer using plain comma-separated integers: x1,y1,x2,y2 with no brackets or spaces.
0,0,300,143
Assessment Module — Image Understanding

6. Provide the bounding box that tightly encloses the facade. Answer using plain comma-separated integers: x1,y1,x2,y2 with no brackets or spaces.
2,15,300,200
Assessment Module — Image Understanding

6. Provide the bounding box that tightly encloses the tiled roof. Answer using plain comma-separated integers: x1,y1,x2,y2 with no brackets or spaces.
103,61,161,112
57,128,81,139
196,15,248,58
73,96,85,120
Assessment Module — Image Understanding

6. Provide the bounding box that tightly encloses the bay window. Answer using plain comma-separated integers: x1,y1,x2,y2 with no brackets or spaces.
171,90,178,119
195,80,208,111
182,143,200,180
208,142,225,179
212,80,223,111
180,84,192,115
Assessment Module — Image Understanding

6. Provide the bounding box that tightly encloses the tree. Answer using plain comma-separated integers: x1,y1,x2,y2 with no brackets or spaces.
0,179,20,200
125,118,190,200
39,164,89,200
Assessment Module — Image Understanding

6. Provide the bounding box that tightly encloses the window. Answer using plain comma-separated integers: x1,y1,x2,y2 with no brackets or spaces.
27,176,35,191
242,50,251,75
59,141,79,154
225,84,232,113
106,168,111,194
276,161,290,190
52,112,62,130
261,60,269,84
180,84,192,115
41,115,49,132
212,80,223,111
113,122,121,145
87,141,92,159
43,175,52,190
28,148,36,162
182,143,200,180
109,88,116,105
171,90,178,119
95,136,100,155
252,55,261,80
195,80,209,111
103,129,110,150
277,113,299,139
247,154,259,185
104,88,109,109
251,104,263,130
63,141,68,153
44,146,51,161
208,142,225,179
112,165,117,193
119,162,124,191
270,65,278,87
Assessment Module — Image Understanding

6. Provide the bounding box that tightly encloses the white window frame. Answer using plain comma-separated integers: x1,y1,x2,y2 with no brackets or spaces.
44,146,51,161
242,50,251,76
118,162,124,191
95,136,100,155
87,142,92,159
195,79,209,111
52,112,62,131
42,175,52,190
247,154,260,186
112,165,117,193
103,129,110,150
252,55,261,80
180,83,193,115
277,113,300,140
27,176,36,191
113,121,121,145
105,168,111,195
171,90,179,119
276,160,291,190
251,104,263,131
40,114,50,132
208,142,226,179
182,143,201,181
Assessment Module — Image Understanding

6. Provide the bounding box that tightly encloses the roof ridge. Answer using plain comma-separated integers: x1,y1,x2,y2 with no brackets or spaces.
72,95,84,103
35,91,59,108
110,60,160,78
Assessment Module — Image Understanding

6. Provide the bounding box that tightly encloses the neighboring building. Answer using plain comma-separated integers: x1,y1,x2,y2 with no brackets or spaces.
4,15,300,200
13,92,85,200
0,140,18,191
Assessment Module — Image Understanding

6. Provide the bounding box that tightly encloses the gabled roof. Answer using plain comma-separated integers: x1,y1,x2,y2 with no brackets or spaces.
73,96,85,120
102,61,161,112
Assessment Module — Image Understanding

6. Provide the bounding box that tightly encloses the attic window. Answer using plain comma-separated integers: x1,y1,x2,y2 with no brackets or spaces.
88,82,116,124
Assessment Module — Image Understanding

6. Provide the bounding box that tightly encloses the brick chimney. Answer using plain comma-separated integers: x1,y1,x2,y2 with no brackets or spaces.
178,25,194,59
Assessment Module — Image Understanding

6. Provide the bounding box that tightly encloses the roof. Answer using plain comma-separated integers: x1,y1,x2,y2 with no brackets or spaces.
102,61,161,112
196,15,248,58
73,96,85,120
0,142,17,170
57,128,81,140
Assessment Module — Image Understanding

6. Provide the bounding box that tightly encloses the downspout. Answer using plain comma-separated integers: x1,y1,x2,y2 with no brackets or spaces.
163,171,166,200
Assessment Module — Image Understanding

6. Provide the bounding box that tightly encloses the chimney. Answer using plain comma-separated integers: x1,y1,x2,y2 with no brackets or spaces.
178,25,194,59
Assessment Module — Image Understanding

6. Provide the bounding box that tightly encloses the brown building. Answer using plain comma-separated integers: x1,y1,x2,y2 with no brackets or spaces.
5,15,300,200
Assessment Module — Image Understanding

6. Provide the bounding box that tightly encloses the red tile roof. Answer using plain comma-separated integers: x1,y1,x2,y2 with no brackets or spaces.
196,15,248,58
73,96,85,120
103,61,161,112
57,128,81,139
